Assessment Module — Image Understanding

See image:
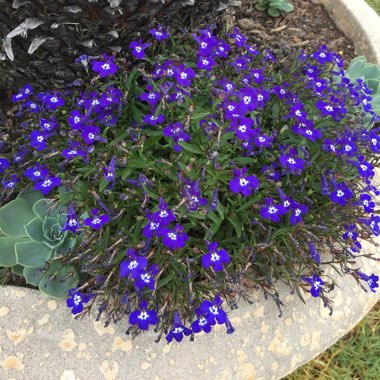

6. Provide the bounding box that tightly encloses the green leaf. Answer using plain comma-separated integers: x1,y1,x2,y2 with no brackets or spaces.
228,215,243,238
268,7,281,17
156,272,175,290
99,178,109,193
11,264,24,276
277,2,293,12
346,56,366,80
56,237,76,254
0,198,35,237
363,64,380,80
32,199,50,219
39,262,79,299
365,79,380,95
23,266,45,286
18,190,44,207
15,241,53,267
0,237,27,267
24,217,44,243
178,141,203,155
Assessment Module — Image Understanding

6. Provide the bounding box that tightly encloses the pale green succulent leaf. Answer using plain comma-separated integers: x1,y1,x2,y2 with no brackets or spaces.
24,217,44,243
0,198,35,237
39,262,79,299
15,241,53,267
23,266,45,286
17,190,44,207
11,264,25,276
0,236,28,267
362,64,380,80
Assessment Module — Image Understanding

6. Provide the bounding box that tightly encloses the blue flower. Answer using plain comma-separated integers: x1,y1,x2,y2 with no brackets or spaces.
129,301,159,330
66,289,93,315
260,197,286,222
308,242,321,264
202,241,231,272
119,249,147,279
357,272,379,293
43,93,65,110
166,311,192,343
173,64,195,87
303,274,324,297
34,176,61,195
103,157,116,182
289,201,308,225
0,158,10,174
229,167,259,197
199,295,227,325
330,182,353,206
91,55,118,77
24,163,49,182
62,204,80,234
149,25,169,41
152,198,176,226
84,208,110,230
130,39,151,59
191,315,215,334
30,130,47,151
158,224,189,250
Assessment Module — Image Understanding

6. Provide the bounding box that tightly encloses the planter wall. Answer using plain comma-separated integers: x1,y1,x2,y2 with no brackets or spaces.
1,1,380,379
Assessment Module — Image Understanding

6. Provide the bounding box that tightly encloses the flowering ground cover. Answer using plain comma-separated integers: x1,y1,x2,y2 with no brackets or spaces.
0,24,379,343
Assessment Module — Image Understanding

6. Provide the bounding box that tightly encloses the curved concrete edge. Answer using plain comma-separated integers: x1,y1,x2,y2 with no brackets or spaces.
317,0,380,64
0,250,379,379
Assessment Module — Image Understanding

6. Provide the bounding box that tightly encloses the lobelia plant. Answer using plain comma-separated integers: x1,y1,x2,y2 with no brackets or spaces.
0,24,380,342
0,190,78,298
255,0,294,17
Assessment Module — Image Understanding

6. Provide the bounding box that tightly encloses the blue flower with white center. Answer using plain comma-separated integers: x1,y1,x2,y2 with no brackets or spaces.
119,249,148,279
140,85,162,107
68,110,84,130
143,113,165,126
191,314,215,334
199,295,227,325
24,163,49,182
103,157,116,182
84,208,110,230
43,93,65,110
152,198,176,226
39,117,58,132
134,270,155,290
166,311,192,343
91,55,118,77
330,182,353,206
129,301,159,330
359,193,375,213
196,56,215,71
62,204,80,234
260,197,286,222
149,25,169,41
303,274,324,297
130,39,151,59
2,174,19,189
202,241,231,272
25,100,40,113
66,289,93,315
174,64,195,87
158,224,189,250
289,201,308,225
230,27,246,47
81,126,101,144
357,272,379,293
30,130,47,151
279,153,305,173
229,167,259,197
34,176,61,195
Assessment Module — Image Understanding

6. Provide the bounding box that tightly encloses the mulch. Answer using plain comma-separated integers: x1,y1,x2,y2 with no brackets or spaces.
234,0,356,63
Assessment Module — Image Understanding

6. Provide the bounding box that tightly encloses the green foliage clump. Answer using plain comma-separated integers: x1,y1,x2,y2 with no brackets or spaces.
255,0,294,17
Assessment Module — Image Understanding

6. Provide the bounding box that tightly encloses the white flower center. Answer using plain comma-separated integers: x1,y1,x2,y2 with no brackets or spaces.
211,252,220,262
168,233,177,241
239,178,249,187
138,311,149,320
268,206,278,214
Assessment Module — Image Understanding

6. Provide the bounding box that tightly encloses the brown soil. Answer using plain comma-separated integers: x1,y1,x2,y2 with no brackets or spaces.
234,0,356,62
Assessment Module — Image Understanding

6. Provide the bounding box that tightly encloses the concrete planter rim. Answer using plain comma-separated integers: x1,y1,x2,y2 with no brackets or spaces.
1,1,380,379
